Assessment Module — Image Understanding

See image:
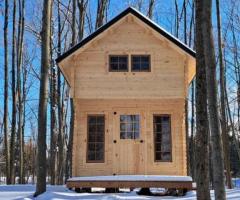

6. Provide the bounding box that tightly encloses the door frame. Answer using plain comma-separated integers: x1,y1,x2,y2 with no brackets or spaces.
112,107,146,175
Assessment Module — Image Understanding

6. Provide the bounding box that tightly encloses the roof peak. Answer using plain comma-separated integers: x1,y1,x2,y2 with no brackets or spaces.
56,7,195,63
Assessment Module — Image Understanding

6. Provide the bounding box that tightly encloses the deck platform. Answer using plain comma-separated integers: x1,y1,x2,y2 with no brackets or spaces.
66,175,193,190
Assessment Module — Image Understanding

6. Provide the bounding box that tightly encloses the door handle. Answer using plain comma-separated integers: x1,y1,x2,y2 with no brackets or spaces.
140,140,144,143
113,140,117,143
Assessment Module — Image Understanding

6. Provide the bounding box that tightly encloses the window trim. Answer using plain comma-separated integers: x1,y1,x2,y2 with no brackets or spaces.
109,55,129,72
153,114,172,162
131,55,151,72
86,114,105,163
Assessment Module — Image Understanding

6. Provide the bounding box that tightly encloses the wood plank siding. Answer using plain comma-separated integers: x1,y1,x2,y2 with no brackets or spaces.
73,99,187,177
57,10,195,178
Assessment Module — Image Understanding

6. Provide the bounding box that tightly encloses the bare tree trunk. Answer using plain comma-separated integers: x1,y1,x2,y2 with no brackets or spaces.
10,0,17,184
77,0,88,41
71,0,76,45
189,81,195,180
57,0,64,184
174,0,179,38
34,0,52,196
16,0,25,184
216,0,232,189
182,0,190,176
95,0,108,29
195,0,211,199
225,87,240,161
49,5,58,184
147,0,155,19
66,99,74,180
4,0,10,185
65,0,78,181
201,0,226,199
183,0,187,44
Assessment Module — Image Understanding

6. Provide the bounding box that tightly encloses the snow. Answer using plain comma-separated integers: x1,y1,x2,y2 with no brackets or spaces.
68,175,193,182
0,185,240,200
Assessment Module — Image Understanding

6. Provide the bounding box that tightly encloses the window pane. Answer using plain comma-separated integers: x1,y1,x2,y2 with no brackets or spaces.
155,152,161,161
89,124,96,132
96,151,104,161
87,115,105,162
155,142,162,151
142,56,149,62
89,117,96,124
127,132,133,139
133,123,139,132
120,115,127,122
154,115,171,161
132,55,150,71
133,56,140,62
155,124,162,133
96,133,104,142
88,151,95,161
126,123,133,132
161,152,171,161
110,56,118,62
155,133,162,142
120,115,140,139
132,63,140,71
119,56,127,62
120,123,126,132
96,143,104,151
109,55,128,71
134,131,139,139
97,124,104,132
97,116,104,124
119,63,127,71
88,134,95,142
141,62,150,71
120,132,126,139
88,143,95,151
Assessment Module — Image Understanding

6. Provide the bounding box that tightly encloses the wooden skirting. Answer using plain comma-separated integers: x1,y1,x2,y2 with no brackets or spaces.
66,180,193,190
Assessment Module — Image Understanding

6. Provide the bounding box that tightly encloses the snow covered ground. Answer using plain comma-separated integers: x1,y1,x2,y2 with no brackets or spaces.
0,185,239,200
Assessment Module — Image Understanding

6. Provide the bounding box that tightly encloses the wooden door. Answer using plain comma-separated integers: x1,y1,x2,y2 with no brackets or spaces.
112,108,146,175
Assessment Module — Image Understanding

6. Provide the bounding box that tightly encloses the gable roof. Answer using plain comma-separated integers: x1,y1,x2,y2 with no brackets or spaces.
56,7,195,63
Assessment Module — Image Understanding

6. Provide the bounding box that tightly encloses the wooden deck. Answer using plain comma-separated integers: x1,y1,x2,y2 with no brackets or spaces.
66,175,193,190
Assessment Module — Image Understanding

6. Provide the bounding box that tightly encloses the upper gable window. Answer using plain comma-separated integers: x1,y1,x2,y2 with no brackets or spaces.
131,55,151,72
109,55,128,72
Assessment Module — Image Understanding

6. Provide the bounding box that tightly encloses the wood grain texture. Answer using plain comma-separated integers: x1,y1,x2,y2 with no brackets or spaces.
66,179,193,189
72,99,187,177
57,13,196,178
58,13,195,99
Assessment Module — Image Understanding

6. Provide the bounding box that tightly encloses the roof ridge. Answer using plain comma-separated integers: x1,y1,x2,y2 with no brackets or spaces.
56,7,195,63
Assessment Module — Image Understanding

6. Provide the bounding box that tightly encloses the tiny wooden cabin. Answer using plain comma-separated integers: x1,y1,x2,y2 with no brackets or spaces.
57,7,196,178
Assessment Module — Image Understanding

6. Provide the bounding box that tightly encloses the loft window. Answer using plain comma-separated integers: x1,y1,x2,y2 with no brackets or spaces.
109,55,128,72
120,115,140,139
153,115,172,162
87,115,105,162
131,55,151,71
